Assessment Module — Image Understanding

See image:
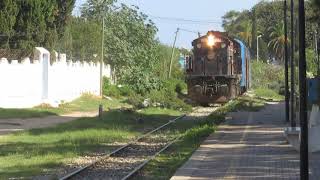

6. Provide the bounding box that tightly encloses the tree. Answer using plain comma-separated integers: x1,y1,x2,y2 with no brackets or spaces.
222,10,241,34
0,0,75,50
54,0,77,39
268,22,287,62
0,0,18,48
238,20,253,48
251,8,257,53
57,17,102,61
312,0,320,8
81,0,115,19
81,1,164,94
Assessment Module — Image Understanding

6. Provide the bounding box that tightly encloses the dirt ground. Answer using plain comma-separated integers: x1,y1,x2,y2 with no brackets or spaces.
0,111,98,135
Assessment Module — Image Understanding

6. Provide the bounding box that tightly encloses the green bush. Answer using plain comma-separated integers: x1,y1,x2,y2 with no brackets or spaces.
306,49,319,77
127,93,144,109
102,77,121,98
175,80,187,94
118,85,135,97
103,76,191,111
105,85,121,98
254,88,284,100
103,77,136,98
251,61,285,95
121,67,163,95
162,79,187,94
146,80,192,111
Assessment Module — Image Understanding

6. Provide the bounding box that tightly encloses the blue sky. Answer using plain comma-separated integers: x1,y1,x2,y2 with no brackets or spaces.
74,0,262,49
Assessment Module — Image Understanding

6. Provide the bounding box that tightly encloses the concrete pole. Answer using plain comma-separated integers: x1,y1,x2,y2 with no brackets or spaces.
315,31,320,76
257,35,262,62
169,28,179,79
100,17,104,98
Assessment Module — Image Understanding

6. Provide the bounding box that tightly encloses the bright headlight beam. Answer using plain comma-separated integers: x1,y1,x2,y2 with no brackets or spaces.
207,35,215,46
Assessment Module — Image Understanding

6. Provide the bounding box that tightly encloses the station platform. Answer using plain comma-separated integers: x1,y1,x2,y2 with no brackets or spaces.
171,102,320,180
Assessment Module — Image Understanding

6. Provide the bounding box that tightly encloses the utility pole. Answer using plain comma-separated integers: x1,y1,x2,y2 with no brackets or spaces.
315,31,320,76
318,34,320,76
100,16,104,97
298,0,309,179
257,35,262,62
169,28,179,79
290,0,296,128
284,0,290,123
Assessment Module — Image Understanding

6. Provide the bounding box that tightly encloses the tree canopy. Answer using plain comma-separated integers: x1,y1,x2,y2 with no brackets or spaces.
222,0,319,65
0,0,75,50
67,0,184,94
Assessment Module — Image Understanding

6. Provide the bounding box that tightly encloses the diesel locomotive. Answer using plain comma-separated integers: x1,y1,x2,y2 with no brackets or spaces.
186,31,251,104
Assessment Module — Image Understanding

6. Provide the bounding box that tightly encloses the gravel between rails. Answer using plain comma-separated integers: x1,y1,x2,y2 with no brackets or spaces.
70,134,171,180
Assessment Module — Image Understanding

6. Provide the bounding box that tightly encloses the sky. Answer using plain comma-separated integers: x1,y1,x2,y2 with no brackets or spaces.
74,0,262,49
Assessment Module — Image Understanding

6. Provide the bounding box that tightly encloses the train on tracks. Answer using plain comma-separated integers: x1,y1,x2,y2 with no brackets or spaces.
186,31,251,104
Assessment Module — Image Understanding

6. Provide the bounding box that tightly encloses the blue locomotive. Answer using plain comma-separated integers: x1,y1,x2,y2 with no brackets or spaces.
186,31,251,104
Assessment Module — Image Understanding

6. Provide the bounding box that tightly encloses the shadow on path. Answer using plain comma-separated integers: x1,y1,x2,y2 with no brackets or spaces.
0,111,98,135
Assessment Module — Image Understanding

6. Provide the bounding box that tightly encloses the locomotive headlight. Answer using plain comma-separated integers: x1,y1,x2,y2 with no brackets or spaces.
207,35,216,46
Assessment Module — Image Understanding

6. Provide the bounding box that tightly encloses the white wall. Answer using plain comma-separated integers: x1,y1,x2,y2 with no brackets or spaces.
0,47,112,108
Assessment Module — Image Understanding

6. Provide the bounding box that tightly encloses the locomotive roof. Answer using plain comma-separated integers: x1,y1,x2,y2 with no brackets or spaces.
191,31,241,47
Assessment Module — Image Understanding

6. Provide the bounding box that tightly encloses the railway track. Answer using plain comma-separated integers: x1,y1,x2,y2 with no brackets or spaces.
59,115,185,180
59,106,217,180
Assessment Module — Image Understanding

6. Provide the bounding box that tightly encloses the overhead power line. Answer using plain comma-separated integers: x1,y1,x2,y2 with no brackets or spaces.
147,15,222,24
179,28,200,34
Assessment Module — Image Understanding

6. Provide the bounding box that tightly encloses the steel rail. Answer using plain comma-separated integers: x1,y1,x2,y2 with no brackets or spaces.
59,114,186,180
121,136,181,180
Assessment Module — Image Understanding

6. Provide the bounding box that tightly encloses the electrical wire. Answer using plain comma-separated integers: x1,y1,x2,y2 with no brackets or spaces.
179,28,203,34
147,15,222,25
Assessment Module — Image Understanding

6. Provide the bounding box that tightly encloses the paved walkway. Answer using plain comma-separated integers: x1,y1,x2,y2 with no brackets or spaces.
0,111,97,135
171,102,320,180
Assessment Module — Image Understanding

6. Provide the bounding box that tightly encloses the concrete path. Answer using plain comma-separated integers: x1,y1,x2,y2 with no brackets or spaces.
0,111,97,135
171,102,320,180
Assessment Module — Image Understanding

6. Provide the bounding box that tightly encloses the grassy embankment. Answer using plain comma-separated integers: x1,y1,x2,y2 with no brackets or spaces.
0,107,182,179
0,95,128,119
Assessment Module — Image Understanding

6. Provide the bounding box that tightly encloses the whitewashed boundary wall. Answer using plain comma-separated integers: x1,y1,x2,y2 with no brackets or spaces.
0,47,112,108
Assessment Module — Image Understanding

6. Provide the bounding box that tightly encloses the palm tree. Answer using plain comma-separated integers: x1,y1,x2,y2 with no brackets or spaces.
268,22,289,63
238,21,252,48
